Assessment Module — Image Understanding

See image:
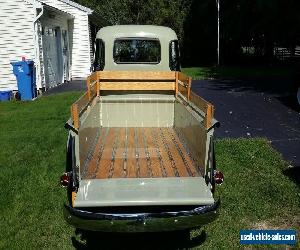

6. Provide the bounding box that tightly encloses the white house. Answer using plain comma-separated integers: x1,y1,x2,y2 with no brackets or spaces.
0,0,106,91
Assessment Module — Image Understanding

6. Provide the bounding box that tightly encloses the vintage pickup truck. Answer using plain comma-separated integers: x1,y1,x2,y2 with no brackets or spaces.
61,25,223,232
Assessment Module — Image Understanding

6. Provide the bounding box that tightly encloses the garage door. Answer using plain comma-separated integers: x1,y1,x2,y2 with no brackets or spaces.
42,26,62,88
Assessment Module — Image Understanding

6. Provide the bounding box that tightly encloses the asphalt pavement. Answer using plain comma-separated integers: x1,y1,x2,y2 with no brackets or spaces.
42,80,85,95
192,78,300,167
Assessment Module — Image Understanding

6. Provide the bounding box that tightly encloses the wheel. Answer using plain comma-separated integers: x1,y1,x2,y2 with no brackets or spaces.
14,91,21,100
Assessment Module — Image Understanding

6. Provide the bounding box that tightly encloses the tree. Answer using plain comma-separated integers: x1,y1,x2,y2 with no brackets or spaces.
75,0,300,66
74,0,192,42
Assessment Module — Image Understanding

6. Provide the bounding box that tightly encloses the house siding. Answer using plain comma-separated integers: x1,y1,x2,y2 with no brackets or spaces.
41,0,92,79
0,0,35,90
0,0,93,91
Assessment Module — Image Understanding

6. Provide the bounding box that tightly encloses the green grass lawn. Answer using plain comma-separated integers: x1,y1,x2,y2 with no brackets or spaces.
182,66,294,80
0,92,299,249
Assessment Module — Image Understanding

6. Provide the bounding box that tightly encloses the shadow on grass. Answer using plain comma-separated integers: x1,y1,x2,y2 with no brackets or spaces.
283,166,300,186
72,229,206,250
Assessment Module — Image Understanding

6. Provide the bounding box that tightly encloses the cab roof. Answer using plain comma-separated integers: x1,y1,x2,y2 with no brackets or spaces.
96,25,178,41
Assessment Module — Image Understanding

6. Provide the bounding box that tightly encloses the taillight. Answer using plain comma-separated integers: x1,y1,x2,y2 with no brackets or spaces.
60,172,70,187
214,170,224,185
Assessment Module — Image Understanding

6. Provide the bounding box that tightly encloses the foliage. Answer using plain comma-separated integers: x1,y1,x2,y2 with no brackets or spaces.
74,0,192,41
75,0,300,66
183,0,300,65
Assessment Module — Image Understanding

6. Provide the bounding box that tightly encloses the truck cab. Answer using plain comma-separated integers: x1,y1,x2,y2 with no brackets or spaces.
93,25,180,72
62,25,223,232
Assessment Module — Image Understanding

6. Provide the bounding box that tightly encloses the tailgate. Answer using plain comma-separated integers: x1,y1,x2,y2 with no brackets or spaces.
74,177,214,207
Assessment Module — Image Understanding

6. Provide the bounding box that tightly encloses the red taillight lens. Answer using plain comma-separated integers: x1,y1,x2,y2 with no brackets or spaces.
214,170,224,185
60,173,70,187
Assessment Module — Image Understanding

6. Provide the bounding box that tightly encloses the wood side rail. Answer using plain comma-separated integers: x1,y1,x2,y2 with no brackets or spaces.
97,71,176,91
71,70,214,130
189,91,215,129
176,72,214,129
176,72,192,100
71,72,98,129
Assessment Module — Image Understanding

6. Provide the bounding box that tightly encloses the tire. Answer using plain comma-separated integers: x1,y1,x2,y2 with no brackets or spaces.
15,91,21,101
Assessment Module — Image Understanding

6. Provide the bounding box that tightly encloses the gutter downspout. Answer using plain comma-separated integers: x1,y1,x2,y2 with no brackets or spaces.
33,3,44,91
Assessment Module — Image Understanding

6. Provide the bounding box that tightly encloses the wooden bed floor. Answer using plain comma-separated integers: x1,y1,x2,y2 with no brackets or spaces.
84,127,200,179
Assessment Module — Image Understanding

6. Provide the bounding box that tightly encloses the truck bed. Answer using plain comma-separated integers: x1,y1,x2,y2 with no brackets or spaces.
83,127,200,179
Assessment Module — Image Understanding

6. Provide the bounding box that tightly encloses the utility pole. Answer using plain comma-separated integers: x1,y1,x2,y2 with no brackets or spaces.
216,0,220,66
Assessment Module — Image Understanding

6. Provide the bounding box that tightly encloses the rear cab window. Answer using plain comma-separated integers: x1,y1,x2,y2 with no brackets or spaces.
113,38,161,64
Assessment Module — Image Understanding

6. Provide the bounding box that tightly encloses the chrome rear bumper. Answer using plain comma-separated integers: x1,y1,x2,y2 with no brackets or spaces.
64,200,220,232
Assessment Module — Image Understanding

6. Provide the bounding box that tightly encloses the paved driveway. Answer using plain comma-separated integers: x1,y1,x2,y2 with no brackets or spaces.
43,80,85,95
192,78,300,167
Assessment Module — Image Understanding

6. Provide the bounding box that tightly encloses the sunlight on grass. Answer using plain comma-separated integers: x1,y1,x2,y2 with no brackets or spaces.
195,138,300,249
0,92,82,249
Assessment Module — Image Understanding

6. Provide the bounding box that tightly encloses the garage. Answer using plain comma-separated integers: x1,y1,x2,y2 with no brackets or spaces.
40,7,72,88
0,0,107,92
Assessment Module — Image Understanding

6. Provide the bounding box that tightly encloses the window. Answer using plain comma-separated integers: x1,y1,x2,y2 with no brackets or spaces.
93,39,105,71
113,39,161,64
169,40,180,71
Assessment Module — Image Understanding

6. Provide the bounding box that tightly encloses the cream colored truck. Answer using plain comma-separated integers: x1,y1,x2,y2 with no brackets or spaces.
61,25,223,232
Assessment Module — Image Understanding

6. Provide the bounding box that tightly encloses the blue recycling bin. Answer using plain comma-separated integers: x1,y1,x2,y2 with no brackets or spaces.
10,60,36,100
0,90,12,101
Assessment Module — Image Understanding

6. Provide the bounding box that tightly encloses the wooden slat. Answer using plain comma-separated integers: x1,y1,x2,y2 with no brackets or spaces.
143,128,162,177
161,128,189,177
99,71,176,80
187,77,192,100
85,128,107,178
100,82,175,91
74,92,90,115
178,83,188,100
178,72,189,83
89,71,98,83
90,81,97,99
158,128,180,177
112,128,126,178
169,129,200,177
96,71,101,96
72,191,77,207
177,72,191,101
85,127,200,179
175,126,207,174
96,128,116,178
71,103,79,129
87,72,98,101
154,128,176,177
189,91,209,112
126,128,137,178
71,79,97,129
136,128,150,178
97,79,100,97
150,128,168,177
205,104,214,129
86,76,91,101
175,71,179,96
189,91,214,129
